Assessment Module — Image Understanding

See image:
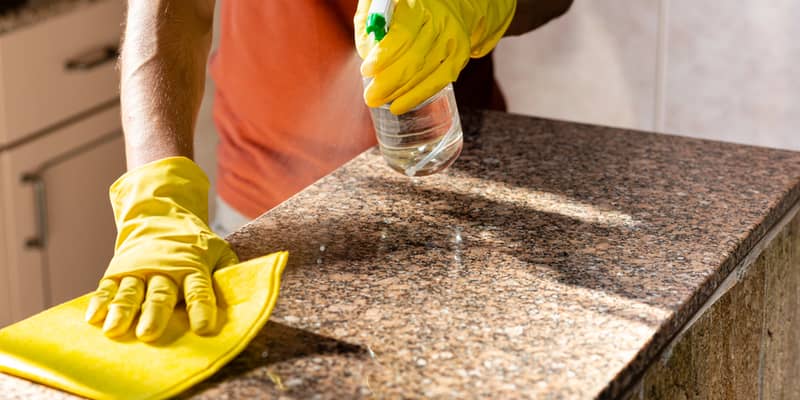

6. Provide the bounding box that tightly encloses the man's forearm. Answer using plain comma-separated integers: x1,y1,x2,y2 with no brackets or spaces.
506,0,573,36
120,0,215,169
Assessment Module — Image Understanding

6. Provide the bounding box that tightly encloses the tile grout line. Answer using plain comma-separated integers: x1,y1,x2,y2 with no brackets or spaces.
654,0,669,132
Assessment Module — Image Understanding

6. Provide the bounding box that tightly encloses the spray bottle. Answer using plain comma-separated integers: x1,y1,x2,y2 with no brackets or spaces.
364,0,464,177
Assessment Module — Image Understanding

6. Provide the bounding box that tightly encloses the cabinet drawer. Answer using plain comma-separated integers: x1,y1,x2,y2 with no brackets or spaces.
0,0,124,145
0,104,124,325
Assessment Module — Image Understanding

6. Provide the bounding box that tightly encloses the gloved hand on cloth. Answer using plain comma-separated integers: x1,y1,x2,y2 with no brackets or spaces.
85,156,239,342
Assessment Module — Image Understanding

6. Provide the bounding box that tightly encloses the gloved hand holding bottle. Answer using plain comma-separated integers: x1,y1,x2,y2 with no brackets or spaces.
84,157,238,342
355,0,517,114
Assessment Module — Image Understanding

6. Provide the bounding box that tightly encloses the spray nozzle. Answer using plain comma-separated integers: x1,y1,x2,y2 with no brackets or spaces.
366,0,394,42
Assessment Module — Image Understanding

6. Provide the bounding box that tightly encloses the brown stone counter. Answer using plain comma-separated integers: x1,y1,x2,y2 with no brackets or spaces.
3,110,800,398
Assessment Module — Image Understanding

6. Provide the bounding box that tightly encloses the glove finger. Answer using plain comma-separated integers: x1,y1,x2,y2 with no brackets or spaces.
85,278,118,324
390,37,470,115
360,0,426,76
184,271,217,335
135,275,179,342
364,23,441,107
390,63,458,115
354,0,374,59
216,247,240,271
102,276,145,338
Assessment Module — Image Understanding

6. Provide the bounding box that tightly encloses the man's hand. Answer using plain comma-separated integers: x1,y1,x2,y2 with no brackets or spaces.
85,157,238,341
355,0,516,114
94,0,220,342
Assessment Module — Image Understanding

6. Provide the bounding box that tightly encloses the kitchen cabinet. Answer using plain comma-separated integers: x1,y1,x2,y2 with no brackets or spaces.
0,0,123,146
0,106,124,326
0,0,125,328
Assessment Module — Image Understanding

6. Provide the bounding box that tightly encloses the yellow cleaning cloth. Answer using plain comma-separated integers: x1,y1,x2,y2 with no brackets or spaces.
0,251,288,400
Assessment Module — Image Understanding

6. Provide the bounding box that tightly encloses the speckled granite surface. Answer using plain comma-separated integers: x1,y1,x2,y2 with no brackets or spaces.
0,0,101,34
2,110,800,399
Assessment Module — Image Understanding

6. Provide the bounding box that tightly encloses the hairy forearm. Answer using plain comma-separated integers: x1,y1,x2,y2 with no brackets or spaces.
120,0,215,169
506,0,573,36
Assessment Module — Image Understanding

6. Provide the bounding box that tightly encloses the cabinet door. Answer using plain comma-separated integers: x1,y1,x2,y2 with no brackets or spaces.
41,132,125,306
0,105,124,325
0,162,10,326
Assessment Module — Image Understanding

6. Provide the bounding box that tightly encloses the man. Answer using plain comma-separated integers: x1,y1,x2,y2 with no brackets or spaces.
84,0,572,342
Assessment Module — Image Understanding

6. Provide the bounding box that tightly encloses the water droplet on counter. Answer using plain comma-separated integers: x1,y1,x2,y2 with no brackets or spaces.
452,226,464,265
261,350,269,359
319,244,326,252
316,258,323,265
483,157,500,166
285,378,304,388
504,325,525,337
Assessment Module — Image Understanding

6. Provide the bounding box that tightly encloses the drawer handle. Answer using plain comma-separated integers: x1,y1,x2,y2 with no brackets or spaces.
21,173,48,249
65,45,119,71
18,129,123,249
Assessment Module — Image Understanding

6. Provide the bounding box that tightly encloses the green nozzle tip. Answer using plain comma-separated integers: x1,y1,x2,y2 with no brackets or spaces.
366,13,387,41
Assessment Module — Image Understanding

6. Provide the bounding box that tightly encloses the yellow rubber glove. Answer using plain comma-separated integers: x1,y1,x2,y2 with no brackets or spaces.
355,0,517,114
84,156,239,342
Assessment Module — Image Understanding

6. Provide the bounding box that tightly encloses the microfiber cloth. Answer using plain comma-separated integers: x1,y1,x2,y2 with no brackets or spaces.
0,251,288,400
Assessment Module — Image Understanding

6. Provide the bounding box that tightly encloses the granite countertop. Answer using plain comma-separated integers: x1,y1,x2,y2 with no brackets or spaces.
0,0,100,35
2,110,800,398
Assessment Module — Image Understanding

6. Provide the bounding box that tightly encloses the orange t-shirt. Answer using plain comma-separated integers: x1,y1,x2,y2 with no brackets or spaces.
211,1,374,218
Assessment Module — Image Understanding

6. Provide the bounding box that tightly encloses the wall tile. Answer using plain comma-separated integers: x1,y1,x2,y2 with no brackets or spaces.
494,0,659,131
664,0,800,151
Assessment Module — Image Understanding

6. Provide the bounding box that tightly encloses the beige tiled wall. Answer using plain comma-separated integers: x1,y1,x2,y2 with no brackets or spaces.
663,0,800,151
495,1,660,132
496,0,800,151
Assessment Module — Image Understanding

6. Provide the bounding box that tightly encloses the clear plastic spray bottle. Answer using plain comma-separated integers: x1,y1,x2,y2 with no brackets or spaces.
364,0,464,177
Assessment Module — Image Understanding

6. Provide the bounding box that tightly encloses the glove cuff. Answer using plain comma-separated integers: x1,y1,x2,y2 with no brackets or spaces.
465,0,517,58
109,156,211,225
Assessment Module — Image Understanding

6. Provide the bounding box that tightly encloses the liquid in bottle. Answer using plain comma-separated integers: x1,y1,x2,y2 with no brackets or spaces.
367,83,463,177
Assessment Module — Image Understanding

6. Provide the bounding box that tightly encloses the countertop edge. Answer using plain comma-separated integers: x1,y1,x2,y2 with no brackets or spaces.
598,179,800,399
